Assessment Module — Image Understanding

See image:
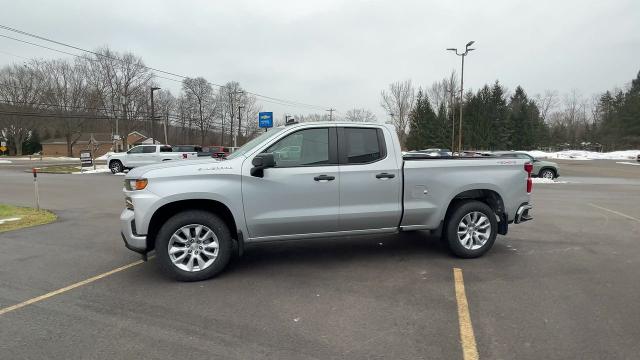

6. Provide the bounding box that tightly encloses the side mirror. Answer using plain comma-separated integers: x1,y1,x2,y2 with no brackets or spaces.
250,153,275,177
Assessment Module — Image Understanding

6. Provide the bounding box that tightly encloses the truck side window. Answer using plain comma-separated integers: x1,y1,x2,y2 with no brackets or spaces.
343,128,384,164
160,146,172,152
127,146,143,154
266,128,330,167
142,146,157,153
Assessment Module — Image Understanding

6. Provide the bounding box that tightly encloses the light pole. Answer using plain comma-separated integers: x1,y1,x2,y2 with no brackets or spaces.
150,87,161,144
447,41,475,154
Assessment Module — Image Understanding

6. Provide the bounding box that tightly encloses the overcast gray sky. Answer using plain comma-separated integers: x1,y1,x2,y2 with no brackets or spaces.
1,0,638,121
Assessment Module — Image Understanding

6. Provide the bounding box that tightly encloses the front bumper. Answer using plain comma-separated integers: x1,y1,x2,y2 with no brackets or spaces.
120,208,147,254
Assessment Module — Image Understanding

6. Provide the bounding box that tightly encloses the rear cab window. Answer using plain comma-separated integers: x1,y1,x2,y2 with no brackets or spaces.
339,127,386,164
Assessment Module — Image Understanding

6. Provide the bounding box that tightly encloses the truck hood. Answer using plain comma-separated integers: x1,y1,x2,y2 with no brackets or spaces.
125,157,243,179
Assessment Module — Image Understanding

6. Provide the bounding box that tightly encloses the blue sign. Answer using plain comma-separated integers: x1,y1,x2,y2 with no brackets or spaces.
258,112,273,128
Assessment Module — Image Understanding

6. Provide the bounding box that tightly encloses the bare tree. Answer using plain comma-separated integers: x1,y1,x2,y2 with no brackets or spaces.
182,77,215,146
83,47,152,150
0,61,47,155
380,80,415,145
345,108,377,122
533,90,560,122
42,58,93,156
153,89,176,144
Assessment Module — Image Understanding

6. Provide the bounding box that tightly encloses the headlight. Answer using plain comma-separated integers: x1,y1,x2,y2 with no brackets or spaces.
124,178,148,191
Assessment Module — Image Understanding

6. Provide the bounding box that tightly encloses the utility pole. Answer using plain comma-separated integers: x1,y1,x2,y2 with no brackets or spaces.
447,41,475,154
326,108,336,121
236,105,244,147
119,95,127,152
150,87,161,144
226,89,244,146
164,112,169,145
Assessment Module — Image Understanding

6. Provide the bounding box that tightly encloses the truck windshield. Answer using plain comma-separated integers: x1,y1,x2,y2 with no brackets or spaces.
226,128,285,160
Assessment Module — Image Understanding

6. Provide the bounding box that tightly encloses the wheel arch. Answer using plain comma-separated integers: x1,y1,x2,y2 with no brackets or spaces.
146,199,238,252
538,167,556,177
443,189,508,235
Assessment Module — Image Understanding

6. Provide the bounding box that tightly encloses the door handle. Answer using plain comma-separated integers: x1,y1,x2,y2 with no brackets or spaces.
375,172,395,179
314,175,335,181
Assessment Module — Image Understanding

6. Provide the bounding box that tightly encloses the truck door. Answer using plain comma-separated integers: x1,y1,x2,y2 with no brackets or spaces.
141,145,159,165
337,126,402,231
242,127,340,239
125,145,145,167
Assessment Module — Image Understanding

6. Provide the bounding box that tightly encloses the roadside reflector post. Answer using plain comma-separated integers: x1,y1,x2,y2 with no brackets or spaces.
32,168,40,211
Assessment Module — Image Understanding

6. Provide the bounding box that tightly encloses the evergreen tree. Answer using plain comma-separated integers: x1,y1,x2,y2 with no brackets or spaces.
490,82,510,149
406,90,438,150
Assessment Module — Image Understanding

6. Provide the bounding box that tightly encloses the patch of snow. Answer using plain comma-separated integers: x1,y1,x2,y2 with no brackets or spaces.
616,161,640,166
532,177,568,184
72,165,111,174
0,160,11,164
0,217,21,225
96,152,115,160
520,149,640,161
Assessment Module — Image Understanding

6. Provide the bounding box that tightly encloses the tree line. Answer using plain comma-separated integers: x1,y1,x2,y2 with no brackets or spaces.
383,70,640,151
0,48,263,156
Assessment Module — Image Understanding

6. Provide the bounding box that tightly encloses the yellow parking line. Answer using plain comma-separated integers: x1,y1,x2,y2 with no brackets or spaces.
588,203,640,223
453,268,479,360
0,259,146,316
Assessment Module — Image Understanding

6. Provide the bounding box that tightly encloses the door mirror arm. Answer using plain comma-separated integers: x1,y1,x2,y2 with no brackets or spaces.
250,153,276,178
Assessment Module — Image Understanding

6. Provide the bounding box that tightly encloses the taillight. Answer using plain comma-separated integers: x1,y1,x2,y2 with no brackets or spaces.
525,162,533,193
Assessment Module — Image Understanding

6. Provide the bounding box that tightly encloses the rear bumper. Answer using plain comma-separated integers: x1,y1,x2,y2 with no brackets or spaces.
120,208,147,253
514,204,533,224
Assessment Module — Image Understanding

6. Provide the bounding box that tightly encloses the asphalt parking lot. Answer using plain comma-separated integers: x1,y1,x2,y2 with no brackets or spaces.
1,158,639,359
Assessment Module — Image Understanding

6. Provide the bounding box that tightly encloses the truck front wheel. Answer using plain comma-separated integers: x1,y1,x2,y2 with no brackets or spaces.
155,210,233,281
109,160,123,174
445,200,497,258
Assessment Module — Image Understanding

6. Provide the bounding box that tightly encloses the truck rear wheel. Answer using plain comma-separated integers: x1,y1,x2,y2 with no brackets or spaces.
445,200,497,258
155,210,232,281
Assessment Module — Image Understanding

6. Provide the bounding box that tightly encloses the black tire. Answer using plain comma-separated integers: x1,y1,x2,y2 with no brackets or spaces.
155,210,233,281
444,200,498,258
109,160,123,174
538,168,555,179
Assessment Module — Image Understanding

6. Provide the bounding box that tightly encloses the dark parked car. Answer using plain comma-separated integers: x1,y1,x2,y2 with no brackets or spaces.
199,146,232,158
172,145,202,153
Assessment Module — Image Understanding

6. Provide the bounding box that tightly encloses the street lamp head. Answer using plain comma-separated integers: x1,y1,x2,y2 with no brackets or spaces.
466,41,475,47
151,87,161,91
467,48,476,52
446,48,457,51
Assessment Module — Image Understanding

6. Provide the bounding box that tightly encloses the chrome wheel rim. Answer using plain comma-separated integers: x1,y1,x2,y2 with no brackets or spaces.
457,211,491,250
110,163,121,173
542,170,554,179
168,224,219,272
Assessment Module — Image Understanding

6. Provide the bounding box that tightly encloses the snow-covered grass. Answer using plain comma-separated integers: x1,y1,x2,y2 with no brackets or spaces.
11,156,77,161
532,177,568,184
72,165,111,174
521,149,640,161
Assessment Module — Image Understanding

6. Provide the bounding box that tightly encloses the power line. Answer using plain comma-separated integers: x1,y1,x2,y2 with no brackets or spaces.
0,24,334,112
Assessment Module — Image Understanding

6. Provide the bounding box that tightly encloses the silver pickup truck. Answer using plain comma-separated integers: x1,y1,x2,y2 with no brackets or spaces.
121,122,533,281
